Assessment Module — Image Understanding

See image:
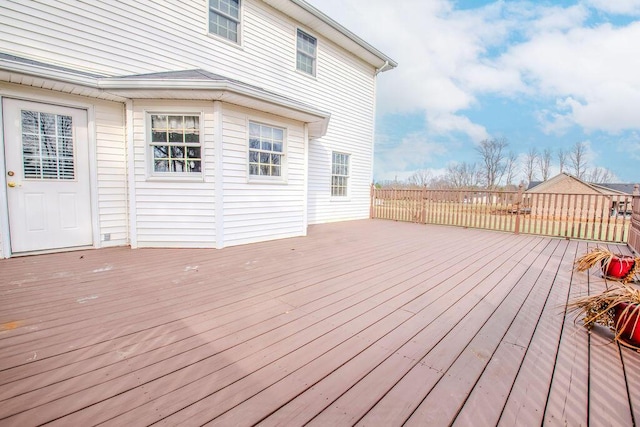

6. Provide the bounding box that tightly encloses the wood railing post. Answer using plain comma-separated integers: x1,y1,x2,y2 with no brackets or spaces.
370,183,375,219
421,185,427,223
514,183,524,235
629,184,640,254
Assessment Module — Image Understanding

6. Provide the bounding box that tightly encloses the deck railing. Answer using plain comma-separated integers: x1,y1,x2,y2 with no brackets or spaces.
370,185,634,243
628,185,640,253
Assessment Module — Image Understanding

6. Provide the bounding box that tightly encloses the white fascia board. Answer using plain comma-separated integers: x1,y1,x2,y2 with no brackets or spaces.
0,57,127,102
100,78,331,138
0,59,331,138
99,78,328,117
0,57,100,86
262,0,397,71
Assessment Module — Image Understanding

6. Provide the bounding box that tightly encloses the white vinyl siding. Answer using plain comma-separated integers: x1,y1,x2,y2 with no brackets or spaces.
222,105,305,247
0,0,379,236
94,102,128,247
133,101,216,248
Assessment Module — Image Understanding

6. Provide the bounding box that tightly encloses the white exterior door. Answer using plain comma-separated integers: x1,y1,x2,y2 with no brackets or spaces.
3,99,92,253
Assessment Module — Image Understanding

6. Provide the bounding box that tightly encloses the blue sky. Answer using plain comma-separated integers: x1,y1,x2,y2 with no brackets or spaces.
307,0,640,183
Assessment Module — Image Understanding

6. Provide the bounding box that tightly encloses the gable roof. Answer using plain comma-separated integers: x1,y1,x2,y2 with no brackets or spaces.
262,0,397,72
527,181,542,191
525,173,599,194
526,172,636,195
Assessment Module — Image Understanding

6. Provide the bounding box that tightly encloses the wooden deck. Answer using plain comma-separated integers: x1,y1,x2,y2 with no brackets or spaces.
1,219,639,426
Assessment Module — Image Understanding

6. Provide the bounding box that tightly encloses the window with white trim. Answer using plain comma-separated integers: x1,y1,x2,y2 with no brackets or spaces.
149,114,202,174
296,29,316,75
331,152,350,197
249,122,284,178
209,0,240,43
21,110,75,180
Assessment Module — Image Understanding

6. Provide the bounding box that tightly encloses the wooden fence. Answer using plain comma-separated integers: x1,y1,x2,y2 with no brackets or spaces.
629,185,640,253
370,185,635,244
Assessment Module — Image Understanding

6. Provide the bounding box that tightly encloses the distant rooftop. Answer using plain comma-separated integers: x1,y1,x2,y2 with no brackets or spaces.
527,173,638,194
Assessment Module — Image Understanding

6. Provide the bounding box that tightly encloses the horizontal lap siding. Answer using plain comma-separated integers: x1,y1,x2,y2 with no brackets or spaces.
222,106,305,247
95,102,128,246
0,0,379,232
0,0,210,76
307,39,376,224
132,100,216,248
0,1,374,105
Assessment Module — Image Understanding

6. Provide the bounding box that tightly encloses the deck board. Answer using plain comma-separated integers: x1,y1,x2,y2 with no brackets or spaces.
543,240,590,426
248,237,546,426
452,237,569,426
406,239,565,426
320,236,548,426
0,219,638,426
497,239,579,426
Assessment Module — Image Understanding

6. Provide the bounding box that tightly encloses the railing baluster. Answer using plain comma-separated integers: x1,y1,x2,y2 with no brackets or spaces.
370,187,638,247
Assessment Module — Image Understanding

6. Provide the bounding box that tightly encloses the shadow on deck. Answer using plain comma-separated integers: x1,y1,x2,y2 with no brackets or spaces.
0,219,638,426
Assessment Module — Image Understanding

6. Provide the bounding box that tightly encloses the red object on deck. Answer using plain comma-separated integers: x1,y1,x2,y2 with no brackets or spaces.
605,256,635,279
615,302,640,347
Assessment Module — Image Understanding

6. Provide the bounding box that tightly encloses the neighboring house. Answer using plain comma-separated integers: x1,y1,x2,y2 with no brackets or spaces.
0,0,396,258
525,173,635,218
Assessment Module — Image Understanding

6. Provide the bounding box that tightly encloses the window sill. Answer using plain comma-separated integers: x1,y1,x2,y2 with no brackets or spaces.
206,32,244,51
247,177,288,185
295,69,317,80
146,174,206,183
330,196,351,202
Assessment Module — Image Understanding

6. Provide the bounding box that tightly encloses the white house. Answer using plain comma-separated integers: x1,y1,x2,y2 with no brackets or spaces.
0,0,396,258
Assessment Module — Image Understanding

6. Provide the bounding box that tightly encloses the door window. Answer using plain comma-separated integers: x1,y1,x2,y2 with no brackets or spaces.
21,110,75,180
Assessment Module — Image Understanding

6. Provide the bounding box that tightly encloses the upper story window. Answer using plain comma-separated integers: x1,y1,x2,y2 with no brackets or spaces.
249,122,284,178
331,152,350,197
209,0,240,43
149,114,202,175
296,29,317,76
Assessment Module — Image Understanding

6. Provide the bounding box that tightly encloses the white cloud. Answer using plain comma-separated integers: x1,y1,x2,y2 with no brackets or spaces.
426,113,489,142
529,4,589,33
374,131,449,179
309,0,512,142
311,0,640,132
503,22,640,133
307,0,640,180
586,0,640,15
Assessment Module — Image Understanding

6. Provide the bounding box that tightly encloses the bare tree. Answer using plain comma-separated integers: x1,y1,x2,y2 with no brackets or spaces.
523,147,539,184
446,162,481,189
587,167,615,183
476,138,508,189
429,176,451,189
569,141,588,179
504,151,518,186
538,148,552,181
408,169,433,187
557,148,568,174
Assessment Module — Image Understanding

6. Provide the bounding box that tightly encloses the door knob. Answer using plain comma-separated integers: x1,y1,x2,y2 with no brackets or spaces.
7,182,16,187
